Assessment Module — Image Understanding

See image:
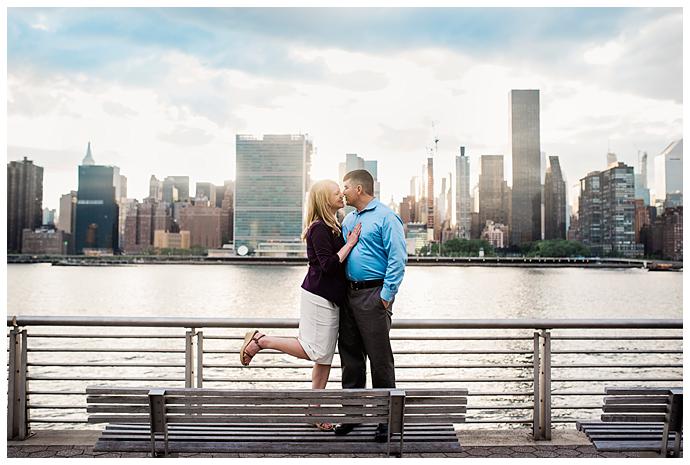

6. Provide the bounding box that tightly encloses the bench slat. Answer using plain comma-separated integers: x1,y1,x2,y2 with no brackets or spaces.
405,397,468,405
88,405,150,413
592,440,682,452
404,406,467,414
604,388,672,395
163,415,389,424
601,414,667,423
89,416,151,423
87,387,392,397
164,406,390,415
604,396,670,405
602,404,669,413
404,415,466,424
403,389,469,396
164,397,389,406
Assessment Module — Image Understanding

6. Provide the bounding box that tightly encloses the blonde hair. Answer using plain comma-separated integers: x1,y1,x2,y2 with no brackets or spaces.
302,180,341,240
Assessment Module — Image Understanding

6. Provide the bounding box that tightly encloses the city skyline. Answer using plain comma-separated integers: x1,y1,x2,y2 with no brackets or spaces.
7,7,683,211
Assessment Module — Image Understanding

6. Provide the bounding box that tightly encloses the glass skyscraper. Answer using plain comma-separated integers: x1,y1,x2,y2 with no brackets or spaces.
455,147,471,239
234,134,312,253
510,89,542,244
74,143,120,254
654,139,683,204
544,156,567,240
7,157,43,253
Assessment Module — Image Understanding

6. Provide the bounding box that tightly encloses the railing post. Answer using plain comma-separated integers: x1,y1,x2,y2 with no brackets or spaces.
196,331,204,388
533,329,552,440
540,329,552,440
532,331,541,440
8,328,29,440
185,329,194,388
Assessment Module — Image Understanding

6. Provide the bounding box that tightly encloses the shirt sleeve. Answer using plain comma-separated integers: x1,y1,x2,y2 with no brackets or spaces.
310,223,342,276
380,212,407,301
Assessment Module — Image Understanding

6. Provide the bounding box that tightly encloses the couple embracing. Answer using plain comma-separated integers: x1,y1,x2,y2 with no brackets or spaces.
240,169,407,442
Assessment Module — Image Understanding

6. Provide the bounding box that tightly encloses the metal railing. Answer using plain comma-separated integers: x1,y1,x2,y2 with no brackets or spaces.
7,316,683,441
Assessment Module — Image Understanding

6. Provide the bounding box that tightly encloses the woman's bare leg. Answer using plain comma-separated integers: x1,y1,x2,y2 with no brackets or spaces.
311,363,331,389
258,335,310,360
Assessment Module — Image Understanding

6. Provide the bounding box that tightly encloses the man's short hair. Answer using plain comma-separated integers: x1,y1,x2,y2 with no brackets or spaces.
343,169,374,196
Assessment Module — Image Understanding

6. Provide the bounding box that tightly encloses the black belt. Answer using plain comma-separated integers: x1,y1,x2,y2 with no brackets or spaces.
347,279,384,291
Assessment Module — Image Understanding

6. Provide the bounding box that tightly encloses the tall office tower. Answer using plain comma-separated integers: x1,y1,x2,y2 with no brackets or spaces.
74,143,120,254
364,160,381,199
607,152,618,167
149,175,163,201
58,191,77,234
410,176,417,198
437,177,447,227
579,163,642,257
578,171,603,253
455,146,471,239
634,151,650,205
416,164,428,224
120,200,139,253
119,175,127,200
446,172,453,224
510,89,541,245
478,155,510,229
7,157,44,253
136,200,155,250
214,180,233,208
42,208,56,226
338,153,380,199
234,134,312,253
195,182,216,206
654,139,683,204
426,156,434,239
544,156,567,240
162,176,190,203
220,181,234,243
633,199,651,244
399,196,416,224
178,203,222,249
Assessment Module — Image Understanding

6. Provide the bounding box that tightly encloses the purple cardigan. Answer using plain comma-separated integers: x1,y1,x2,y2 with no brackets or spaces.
301,220,346,306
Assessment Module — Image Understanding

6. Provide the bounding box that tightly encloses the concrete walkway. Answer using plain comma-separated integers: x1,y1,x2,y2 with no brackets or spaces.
8,430,647,458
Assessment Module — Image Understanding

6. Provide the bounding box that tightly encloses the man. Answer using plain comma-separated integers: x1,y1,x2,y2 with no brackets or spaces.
335,169,407,442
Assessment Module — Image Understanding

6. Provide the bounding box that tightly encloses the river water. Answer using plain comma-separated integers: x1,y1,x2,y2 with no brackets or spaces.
6,263,683,318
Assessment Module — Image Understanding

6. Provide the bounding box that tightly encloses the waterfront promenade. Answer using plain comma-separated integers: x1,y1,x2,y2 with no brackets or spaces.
7,429,644,458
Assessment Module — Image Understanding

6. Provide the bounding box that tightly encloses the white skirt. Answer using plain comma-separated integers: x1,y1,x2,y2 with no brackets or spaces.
297,288,339,365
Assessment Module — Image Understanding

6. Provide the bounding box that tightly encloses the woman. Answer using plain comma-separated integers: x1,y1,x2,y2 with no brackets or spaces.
239,179,361,431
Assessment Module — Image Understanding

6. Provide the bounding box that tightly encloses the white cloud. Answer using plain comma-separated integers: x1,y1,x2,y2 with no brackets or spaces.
7,13,682,212
583,40,624,65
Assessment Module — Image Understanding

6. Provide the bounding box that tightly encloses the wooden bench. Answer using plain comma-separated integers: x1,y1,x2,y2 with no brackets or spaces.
576,387,683,457
87,386,468,457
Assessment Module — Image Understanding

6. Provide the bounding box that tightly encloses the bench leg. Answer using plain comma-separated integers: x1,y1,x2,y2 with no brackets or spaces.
164,429,169,457
671,432,681,458
661,427,670,457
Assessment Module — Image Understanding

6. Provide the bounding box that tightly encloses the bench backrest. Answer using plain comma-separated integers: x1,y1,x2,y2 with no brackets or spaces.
87,386,153,425
87,386,401,431
601,387,677,424
402,388,468,424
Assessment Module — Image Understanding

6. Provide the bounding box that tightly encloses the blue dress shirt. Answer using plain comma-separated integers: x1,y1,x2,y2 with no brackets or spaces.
342,198,407,302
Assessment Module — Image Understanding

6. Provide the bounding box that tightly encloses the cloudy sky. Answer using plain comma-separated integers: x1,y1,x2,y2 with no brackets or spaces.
7,7,683,212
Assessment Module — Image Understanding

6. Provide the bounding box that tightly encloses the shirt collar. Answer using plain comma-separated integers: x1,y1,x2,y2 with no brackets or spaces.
357,198,379,214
